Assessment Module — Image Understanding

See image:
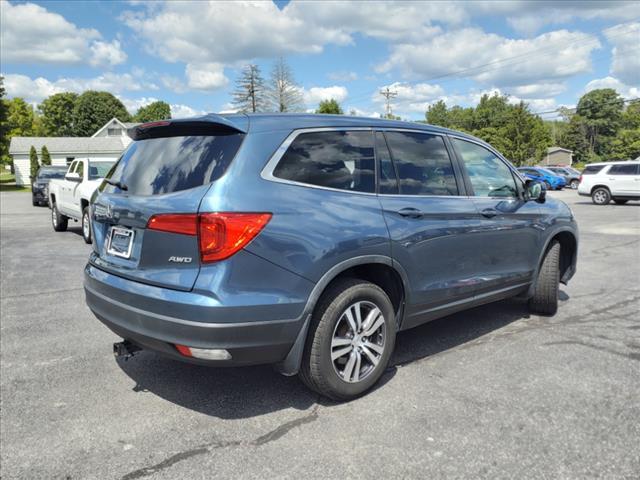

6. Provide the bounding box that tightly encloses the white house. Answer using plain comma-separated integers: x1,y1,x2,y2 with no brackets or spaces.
9,118,139,186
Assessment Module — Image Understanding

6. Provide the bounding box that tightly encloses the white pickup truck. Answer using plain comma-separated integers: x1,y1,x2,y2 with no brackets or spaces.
48,158,116,244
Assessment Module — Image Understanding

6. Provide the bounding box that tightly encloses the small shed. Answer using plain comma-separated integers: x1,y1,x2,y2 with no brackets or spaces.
542,147,573,167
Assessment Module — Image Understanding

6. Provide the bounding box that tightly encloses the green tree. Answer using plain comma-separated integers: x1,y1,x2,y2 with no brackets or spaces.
73,91,131,136
39,92,78,136
559,114,590,163
447,106,474,132
473,93,511,130
41,145,51,166
609,129,640,160
29,145,39,179
232,64,269,113
426,100,449,127
133,101,172,122
621,100,640,130
576,88,624,156
316,98,344,114
6,98,34,137
0,76,9,165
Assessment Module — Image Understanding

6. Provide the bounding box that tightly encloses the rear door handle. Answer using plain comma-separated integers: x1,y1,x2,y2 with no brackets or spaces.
397,207,424,218
480,208,499,218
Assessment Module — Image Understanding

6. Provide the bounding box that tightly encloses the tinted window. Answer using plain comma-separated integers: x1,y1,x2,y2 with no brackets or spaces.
376,132,398,194
608,163,638,175
384,132,458,195
37,169,66,180
104,134,245,195
582,165,605,175
454,139,517,198
88,161,115,180
273,131,375,193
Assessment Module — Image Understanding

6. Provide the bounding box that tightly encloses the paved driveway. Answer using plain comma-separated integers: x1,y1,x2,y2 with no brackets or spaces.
1,190,639,479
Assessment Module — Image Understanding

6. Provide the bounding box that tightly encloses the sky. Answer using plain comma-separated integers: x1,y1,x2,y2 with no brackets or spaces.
1,0,639,121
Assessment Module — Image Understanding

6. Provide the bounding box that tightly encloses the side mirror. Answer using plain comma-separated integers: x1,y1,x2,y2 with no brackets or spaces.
65,172,81,183
526,179,546,203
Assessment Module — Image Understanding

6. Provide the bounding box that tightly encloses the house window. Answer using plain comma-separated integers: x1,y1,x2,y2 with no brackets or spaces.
107,128,122,136
66,157,75,165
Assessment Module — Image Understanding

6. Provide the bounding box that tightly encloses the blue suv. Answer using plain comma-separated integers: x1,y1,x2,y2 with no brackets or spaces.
85,114,578,400
518,167,566,190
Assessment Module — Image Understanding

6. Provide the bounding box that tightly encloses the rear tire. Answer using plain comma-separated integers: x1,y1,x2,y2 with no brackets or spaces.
299,278,396,400
51,203,68,232
32,197,38,206
570,179,579,190
613,199,628,205
82,206,92,244
591,187,611,205
529,241,560,316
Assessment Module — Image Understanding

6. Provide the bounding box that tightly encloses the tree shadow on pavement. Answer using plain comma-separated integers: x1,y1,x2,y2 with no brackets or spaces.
116,297,540,419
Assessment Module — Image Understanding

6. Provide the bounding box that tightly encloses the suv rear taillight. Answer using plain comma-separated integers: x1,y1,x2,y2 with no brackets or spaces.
147,212,271,262
579,175,583,184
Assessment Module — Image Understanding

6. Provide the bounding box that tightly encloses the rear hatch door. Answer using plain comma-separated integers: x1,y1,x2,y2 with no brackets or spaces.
90,115,247,291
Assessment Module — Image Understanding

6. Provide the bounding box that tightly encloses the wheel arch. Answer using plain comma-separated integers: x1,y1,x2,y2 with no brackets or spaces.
590,184,610,195
275,255,409,376
527,227,578,298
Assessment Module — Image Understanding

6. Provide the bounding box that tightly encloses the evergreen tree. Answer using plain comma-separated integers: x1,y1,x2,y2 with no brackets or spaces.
426,100,449,127
29,146,39,179
232,65,268,113
41,145,51,166
0,76,9,164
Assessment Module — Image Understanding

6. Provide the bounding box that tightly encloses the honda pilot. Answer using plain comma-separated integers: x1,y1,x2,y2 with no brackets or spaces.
84,114,578,400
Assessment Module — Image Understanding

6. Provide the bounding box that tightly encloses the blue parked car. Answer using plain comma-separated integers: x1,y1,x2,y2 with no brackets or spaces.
518,167,566,190
85,114,578,400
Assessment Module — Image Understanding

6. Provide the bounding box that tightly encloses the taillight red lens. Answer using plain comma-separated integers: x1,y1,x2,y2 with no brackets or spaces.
146,212,271,263
579,175,583,183
148,214,198,236
199,213,271,262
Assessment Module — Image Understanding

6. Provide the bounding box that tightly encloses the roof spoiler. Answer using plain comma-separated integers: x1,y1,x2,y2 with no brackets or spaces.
128,114,248,141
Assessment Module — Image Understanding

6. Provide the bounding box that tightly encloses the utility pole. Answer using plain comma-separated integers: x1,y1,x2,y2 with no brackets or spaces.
380,87,398,118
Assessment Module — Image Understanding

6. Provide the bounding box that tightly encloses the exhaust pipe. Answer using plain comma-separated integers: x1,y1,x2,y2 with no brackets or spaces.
113,340,142,359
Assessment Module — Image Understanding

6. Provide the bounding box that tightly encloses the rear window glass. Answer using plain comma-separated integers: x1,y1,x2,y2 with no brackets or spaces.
88,162,115,180
37,169,66,179
273,131,375,193
582,165,605,175
103,134,244,195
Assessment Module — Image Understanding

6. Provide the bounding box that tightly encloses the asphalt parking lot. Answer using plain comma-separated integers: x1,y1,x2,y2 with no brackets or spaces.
1,189,639,479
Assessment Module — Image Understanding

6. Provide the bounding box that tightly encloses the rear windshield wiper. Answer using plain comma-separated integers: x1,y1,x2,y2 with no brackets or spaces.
104,178,128,191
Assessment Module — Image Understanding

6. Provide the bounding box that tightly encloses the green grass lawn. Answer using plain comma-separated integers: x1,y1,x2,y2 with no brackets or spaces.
0,184,30,192
0,171,15,183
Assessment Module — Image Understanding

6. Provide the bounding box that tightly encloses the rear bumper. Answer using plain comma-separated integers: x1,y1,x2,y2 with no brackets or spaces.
84,263,308,367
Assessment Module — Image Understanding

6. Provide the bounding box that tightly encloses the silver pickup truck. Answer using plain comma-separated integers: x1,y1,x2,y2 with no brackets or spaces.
48,158,115,244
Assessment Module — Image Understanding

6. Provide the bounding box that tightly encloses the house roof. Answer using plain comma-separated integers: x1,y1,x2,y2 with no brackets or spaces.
547,146,573,154
91,117,140,137
9,136,127,155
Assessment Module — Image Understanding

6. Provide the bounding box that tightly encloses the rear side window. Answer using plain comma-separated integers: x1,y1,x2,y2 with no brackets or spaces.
104,134,244,195
273,131,375,193
384,131,458,195
376,132,398,194
608,163,638,175
582,165,605,175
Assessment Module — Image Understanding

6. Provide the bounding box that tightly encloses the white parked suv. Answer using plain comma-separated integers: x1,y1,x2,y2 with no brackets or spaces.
48,158,115,243
578,161,640,205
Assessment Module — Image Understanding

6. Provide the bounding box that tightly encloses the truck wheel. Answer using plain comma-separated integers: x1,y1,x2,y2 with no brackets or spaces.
299,278,396,401
51,203,68,232
529,241,560,316
570,179,579,189
82,206,92,244
591,187,610,205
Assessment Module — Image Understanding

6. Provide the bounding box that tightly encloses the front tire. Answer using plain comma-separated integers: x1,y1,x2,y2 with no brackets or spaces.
299,278,396,400
529,241,560,315
592,187,611,205
51,203,68,232
82,206,92,244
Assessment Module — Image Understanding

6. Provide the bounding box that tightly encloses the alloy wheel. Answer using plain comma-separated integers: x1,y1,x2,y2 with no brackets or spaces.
594,190,607,204
331,301,386,383
83,212,90,239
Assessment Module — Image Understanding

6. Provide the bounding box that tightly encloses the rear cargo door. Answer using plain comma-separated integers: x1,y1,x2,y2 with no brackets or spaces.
89,117,246,291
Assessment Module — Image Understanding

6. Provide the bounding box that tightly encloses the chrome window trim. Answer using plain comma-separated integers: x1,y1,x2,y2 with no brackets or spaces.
261,126,467,199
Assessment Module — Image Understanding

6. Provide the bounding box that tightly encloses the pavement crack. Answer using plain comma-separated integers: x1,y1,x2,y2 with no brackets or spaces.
120,406,319,480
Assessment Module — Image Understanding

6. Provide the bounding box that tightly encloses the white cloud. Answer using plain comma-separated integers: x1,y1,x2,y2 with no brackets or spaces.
1,1,125,67
377,28,600,88
372,82,445,114
604,22,640,86
90,39,127,67
303,86,349,106
170,104,207,118
327,71,358,82
185,63,228,91
2,73,157,104
344,107,382,118
508,83,567,98
119,96,207,119
584,76,640,99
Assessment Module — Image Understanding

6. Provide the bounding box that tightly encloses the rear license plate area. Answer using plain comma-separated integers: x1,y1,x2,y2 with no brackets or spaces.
107,226,134,259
